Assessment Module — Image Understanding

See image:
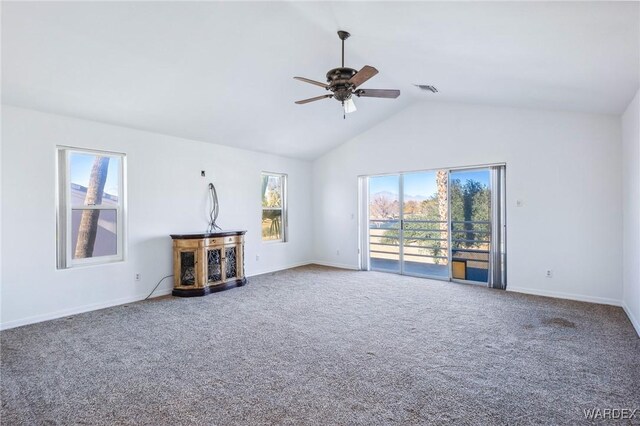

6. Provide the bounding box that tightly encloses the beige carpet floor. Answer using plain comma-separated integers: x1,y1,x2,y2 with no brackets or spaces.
1,265,639,425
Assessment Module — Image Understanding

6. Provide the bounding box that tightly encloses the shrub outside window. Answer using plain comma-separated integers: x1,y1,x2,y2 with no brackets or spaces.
261,172,287,242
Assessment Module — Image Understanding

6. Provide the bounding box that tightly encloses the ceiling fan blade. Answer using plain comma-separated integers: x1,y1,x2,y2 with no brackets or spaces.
294,76,329,89
295,94,333,105
348,65,379,88
355,89,400,99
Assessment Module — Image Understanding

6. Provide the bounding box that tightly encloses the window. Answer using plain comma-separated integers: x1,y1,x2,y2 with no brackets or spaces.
57,147,125,268
261,172,287,242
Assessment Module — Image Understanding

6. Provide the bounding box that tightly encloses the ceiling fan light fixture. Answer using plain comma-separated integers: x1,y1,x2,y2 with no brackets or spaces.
344,98,357,114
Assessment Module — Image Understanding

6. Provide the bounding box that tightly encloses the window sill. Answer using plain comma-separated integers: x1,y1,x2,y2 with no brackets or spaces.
58,257,125,270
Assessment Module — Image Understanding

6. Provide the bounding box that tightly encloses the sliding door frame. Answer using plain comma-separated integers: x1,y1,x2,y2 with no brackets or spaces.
398,174,405,275
359,162,507,289
447,170,453,282
358,176,370,271
448,166,492,286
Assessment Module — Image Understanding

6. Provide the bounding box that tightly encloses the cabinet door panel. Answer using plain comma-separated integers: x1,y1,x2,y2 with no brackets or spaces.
178,250,197,286
206,248,223,284
224,246,238,280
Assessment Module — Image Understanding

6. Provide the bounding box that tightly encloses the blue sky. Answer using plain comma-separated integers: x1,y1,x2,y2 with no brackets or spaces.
70,153,120,196
370,170,489,198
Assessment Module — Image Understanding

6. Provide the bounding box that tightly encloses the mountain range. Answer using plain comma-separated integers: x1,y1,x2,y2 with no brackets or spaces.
371,191,431,202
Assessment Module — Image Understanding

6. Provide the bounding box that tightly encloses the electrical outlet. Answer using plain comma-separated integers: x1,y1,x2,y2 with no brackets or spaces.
256,255,260,261
135,273,141,281
546,270,553,278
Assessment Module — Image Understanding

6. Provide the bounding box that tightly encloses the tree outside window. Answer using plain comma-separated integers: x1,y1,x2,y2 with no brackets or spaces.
57,148,125,268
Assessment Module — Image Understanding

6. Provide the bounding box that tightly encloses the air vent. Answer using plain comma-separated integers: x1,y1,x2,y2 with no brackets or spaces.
414,85,438,93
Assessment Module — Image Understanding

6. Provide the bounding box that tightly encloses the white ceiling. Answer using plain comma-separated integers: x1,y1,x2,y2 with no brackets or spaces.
2,2,639,160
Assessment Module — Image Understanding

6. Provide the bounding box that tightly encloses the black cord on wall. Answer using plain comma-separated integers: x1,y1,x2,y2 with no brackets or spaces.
145,275,174,300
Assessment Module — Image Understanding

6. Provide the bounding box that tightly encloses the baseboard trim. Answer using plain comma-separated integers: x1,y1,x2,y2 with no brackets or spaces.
622,302,640,337
0,288,174,331
310,260,360,271
507,286,621,307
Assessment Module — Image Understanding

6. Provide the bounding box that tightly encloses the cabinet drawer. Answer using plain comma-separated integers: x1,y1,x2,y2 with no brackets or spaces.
201,238,222,247
223,236,242,244
173,239,200,249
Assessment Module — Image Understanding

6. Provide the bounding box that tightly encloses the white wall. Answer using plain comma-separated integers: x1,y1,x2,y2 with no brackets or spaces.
1,106,313,329
622,89,640,335
1,100,631,330
313,101,623,305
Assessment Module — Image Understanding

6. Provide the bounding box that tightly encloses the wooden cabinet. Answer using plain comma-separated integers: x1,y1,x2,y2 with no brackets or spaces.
170,231,246,297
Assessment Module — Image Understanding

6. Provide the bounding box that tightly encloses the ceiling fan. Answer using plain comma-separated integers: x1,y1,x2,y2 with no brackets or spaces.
294,31,400,118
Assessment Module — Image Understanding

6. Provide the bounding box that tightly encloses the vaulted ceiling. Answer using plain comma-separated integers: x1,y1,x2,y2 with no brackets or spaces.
2,2,638,159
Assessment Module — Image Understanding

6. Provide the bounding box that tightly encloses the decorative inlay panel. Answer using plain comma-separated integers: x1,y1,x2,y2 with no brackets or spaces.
180,251,196,286
225,247,237,279
207,249,222,283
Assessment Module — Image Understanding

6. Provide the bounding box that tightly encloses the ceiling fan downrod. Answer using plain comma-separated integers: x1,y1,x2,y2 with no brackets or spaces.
338,30,350,68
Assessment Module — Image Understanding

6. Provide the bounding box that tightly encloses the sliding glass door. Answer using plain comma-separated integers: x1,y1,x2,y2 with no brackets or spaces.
367,170,450,280
449,169,491,283
364,165,506,288
368,175,401,274
401,171,449,279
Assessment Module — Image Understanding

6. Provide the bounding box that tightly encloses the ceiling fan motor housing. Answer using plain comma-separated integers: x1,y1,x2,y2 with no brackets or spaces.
326,67,357,101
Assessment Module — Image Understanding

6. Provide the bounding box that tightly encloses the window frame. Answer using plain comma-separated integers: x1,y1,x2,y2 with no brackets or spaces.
56,146,126,269
261,172,288,243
